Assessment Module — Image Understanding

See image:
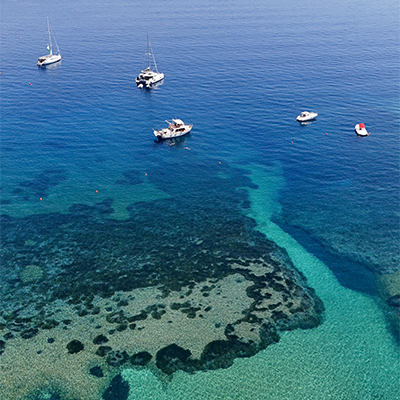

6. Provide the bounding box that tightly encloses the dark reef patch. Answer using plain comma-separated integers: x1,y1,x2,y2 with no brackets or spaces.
106,350,129,367
21,328,39,339
13,168,67,200
130,351,152,366
93,334,109,345
102,374,129,400
90,365,104,378
153,322,281,375
66,340,84,354
96,345,112,357
387,294,400,308
156,344,192,375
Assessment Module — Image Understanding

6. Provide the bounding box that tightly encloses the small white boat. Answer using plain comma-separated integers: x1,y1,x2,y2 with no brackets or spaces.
136,33,164,89
296,111,318,122
355,123,369,136
154,119,193,140
37,17,61,67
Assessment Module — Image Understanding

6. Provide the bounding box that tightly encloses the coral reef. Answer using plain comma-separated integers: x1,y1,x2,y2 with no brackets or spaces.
21,265,43,283
0,163,324,398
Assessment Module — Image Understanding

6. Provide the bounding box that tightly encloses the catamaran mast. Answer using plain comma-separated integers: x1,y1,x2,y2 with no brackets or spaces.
152,45,159,73
47,17,52,55
146,31,159,73
147,32,151,69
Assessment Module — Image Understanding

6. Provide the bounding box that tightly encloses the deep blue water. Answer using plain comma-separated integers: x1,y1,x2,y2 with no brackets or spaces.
1,0,399,398
2,0,398,274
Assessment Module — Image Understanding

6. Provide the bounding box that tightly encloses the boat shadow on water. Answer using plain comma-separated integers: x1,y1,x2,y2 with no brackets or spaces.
37,61,62,72
153,134,191,147
138,79,164,91
298,120,316,126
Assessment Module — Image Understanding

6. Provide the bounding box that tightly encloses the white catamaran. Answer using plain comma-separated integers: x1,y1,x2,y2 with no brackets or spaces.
37,17,61,67
136,33,164,89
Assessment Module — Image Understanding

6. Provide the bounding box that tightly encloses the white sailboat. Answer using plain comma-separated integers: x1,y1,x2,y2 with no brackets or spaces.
136,32,164,89
37,17,61,67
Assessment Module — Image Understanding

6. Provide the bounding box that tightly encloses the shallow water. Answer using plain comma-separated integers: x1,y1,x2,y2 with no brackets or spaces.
120,164,400,400
1,0,399,398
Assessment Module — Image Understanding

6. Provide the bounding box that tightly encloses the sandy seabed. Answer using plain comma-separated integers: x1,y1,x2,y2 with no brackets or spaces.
1,257,312,400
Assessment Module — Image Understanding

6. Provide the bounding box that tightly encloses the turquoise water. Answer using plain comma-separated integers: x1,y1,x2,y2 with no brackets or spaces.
1,0,399,398
118,165,400,399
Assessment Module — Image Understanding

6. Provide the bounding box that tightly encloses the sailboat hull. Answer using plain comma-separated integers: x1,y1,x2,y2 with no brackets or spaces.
37,54,62,67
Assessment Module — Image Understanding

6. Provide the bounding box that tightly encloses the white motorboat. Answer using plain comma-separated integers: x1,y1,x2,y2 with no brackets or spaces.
355,123,369,136
296,111,318,122
136,33,164,89
37,18,61,67
154,119,193,140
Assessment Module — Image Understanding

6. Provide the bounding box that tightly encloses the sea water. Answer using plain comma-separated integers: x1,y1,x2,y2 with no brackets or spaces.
1,0,399,398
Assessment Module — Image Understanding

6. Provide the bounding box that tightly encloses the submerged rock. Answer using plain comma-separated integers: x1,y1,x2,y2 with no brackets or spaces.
20,328,39,340
106,350,129,367
103,374,129,400
93,334,109,345
66,340,84,354
156,344,192,375
96,345,112,357
130,351,152,366
387,295,400,308
90,365,104,378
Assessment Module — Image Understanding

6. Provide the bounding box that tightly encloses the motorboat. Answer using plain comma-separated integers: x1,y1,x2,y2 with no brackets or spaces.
355,123,369,136
136,33,164,89
154,119,193,140
37,17,61,67
296,111,318,122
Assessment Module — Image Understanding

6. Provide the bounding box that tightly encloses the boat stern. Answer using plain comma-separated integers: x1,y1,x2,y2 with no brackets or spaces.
37,56,46,67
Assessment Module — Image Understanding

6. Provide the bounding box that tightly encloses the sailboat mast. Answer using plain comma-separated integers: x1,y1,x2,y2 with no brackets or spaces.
52,28,61,55
47,17,52,55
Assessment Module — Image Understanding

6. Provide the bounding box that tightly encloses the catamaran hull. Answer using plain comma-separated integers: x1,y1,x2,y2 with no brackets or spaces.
136,76,164,89
154,125,193,140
